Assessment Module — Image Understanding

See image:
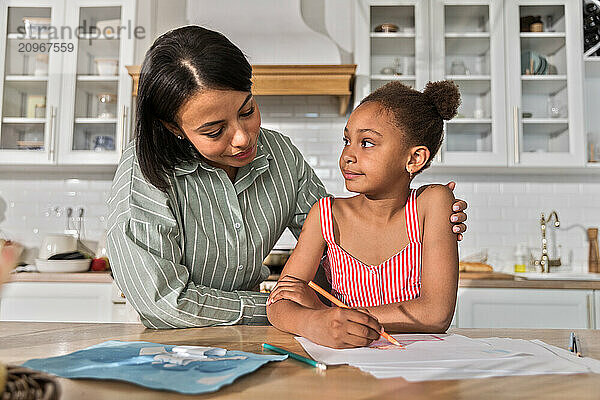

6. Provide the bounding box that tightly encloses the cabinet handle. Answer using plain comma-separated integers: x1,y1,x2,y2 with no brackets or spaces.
48,106,56,162
587,294,594,329
120,105,128,150
513,106,520,164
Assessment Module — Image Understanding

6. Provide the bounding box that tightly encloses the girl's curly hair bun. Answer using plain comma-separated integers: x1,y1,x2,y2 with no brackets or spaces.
423,80,461,121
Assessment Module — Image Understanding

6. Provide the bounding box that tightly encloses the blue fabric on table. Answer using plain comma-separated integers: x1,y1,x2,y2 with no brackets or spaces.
22,340,287,394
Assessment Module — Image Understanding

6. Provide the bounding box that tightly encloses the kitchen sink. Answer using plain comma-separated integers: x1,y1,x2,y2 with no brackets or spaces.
515,272,600,281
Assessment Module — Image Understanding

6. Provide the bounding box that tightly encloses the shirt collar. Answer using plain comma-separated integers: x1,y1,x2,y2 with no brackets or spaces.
173,128,273,177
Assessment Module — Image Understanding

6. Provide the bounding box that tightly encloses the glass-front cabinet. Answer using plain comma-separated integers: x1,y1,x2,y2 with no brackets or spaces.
0,1,64,164
355,0,587,168
0,0,134,165
354,0,429,106
505,0,585,166
431,0,507,166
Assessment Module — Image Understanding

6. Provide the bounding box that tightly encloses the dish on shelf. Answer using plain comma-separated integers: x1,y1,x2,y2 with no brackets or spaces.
521,50,548,75
16,140,44,150
95,19,121,36
374,23,399,33
35,258,91,273
94,58,118,76
21,17,51,38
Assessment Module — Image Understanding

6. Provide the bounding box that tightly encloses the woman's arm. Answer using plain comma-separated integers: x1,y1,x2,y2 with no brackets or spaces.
267,202,382,348
107,147,269,329
365,185,459,332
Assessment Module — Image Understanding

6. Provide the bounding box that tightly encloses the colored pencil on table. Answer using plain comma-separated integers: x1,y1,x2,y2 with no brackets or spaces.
307,280,403,348
262,343,326,370
568,332,575,353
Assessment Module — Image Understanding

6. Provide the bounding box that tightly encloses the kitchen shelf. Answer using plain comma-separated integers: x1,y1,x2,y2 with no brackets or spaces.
371,36,415,56
445,36,490,55
521,75,567,94
2,117,45,124
520,34,566,55
445,32,490,38
3,79,47,93
5,75,48,82
76,75,119,81
370,32,415,38
370,74,416,81
448,118,492,124
447,77,491,94
77,34,120,41
74,118,117,124
6,34,50,40
522,118,569,124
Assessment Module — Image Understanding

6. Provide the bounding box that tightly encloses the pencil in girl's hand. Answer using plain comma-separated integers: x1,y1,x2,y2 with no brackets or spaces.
307,281,403,348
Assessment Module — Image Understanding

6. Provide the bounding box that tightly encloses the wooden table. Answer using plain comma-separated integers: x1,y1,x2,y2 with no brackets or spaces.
1,323,599,399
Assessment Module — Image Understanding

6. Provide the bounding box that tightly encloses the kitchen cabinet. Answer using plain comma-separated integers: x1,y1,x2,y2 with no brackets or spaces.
0,0,135,166
0,281,140,323
355,0,587,168
456,287,595,329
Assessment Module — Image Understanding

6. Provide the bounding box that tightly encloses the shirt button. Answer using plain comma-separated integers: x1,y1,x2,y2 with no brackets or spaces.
234,222,241,229
237,265,244,270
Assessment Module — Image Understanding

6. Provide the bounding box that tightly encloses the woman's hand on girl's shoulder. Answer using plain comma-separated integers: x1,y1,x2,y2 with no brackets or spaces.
416,182,467,240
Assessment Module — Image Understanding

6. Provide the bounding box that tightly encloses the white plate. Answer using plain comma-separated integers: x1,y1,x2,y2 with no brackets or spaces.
35,258,91,273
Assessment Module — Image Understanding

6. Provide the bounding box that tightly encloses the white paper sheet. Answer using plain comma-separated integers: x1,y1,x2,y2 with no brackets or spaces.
295,334,600,381
295,334,532,365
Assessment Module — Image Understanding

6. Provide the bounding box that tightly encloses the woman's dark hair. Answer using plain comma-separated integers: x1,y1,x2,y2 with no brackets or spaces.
135,25,253,191
359,80,461,173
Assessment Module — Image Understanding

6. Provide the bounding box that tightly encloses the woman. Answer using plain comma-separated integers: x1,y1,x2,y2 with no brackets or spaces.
107,26,468,329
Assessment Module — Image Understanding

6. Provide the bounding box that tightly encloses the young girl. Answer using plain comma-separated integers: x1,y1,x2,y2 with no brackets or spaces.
266,81,461,349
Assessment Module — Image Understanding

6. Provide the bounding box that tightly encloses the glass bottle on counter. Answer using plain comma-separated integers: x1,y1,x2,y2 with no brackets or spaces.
514,244,528,273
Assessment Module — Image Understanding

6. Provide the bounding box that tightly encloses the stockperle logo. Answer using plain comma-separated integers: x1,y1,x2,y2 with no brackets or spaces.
17,19,146,41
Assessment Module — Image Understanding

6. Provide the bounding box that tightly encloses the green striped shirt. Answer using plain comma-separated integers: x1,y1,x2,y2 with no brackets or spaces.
107,128,327,329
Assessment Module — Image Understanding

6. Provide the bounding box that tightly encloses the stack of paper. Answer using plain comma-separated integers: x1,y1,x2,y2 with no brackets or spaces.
295,334,600,381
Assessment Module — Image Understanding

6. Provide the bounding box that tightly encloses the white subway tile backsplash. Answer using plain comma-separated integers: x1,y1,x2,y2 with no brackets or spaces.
1,96,599,273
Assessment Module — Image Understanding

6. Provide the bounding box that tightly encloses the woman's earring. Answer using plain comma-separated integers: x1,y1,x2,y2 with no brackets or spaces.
177,135,184,140
407,169,414,179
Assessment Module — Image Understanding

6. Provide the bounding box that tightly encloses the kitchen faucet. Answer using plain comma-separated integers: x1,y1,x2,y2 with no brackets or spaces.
534,211,561,273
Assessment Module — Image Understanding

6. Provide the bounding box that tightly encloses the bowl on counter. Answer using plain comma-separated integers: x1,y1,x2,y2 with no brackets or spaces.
35,258,91,273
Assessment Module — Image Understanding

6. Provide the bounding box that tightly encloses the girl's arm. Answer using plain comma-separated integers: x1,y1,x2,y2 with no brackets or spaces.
365,185,459,332
267,202,383,348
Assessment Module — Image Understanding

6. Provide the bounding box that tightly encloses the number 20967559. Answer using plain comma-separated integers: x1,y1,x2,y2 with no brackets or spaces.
18,42,74,53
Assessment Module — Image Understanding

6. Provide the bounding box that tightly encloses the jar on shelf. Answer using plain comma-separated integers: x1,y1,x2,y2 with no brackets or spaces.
97,93,117,119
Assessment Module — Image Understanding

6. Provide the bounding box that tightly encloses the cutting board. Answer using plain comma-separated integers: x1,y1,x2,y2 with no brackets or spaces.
459,271,518,280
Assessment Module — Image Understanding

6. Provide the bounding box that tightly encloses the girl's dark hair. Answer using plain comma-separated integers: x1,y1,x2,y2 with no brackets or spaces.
359,80,461,173
135,25,253,191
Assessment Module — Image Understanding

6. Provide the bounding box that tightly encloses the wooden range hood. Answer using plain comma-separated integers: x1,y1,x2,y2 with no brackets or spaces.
126,64,356,115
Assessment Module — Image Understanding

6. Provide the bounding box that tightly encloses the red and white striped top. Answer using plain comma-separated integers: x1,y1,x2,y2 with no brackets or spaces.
319,189,422,308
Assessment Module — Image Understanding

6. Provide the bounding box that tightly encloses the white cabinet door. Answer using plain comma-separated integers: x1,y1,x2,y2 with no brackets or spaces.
0,0,65,165
0,281,113,322
505,0,585,166
457,288,594,328
354,0,430,106
57,0,135,164
430,0,508,166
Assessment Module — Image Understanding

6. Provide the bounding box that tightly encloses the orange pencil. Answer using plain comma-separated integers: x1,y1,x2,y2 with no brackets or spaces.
307,281,403,348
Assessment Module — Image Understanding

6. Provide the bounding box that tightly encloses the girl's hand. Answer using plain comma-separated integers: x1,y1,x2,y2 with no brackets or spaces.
306,307,382,349
446,181,468,241
267,275,326,310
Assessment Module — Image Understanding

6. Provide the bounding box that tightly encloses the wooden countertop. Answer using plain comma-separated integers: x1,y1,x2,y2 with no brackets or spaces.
8,272,113,283
7,271,600,289
1,322,599,399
